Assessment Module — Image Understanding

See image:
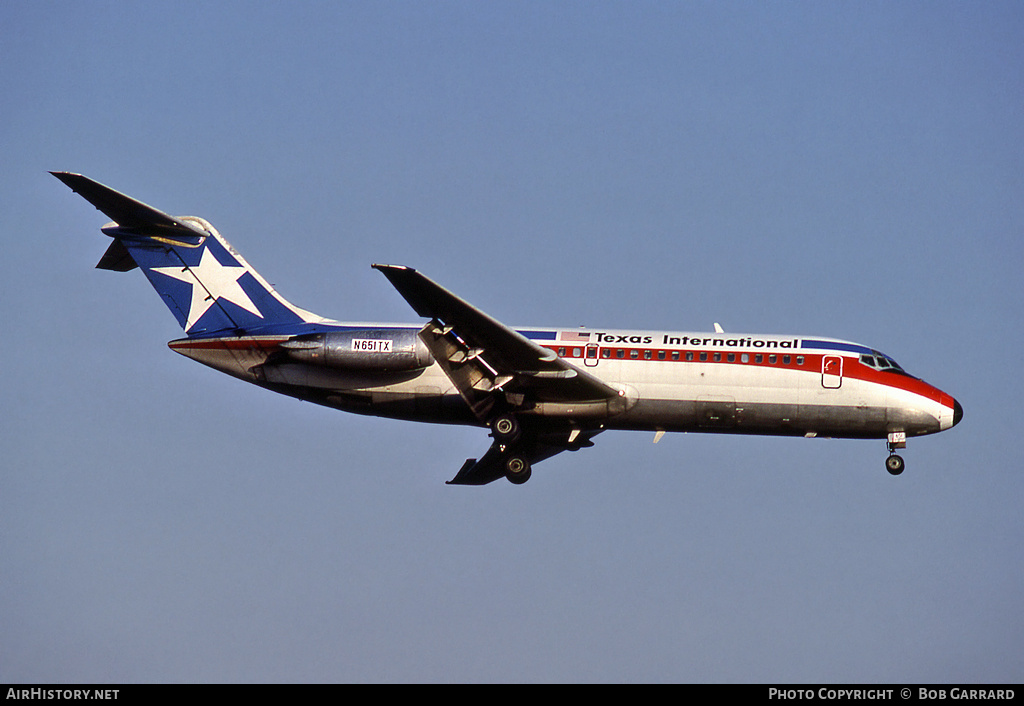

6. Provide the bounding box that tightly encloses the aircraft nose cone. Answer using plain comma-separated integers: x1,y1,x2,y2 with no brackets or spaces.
952,399,963,427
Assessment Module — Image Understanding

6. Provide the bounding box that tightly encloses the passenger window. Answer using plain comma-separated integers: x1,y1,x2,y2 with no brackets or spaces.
742,353,749,363
796,356,804,366
557,347,565,357
573,348,582,357
630,349,639,359
616,349,625,359
658,351,666,360
601,348,611,359
727,353,735,362
671,351,680,361
685,352,693,362
713,352,721,362
769,355,777,364
699,352,708,362
754,354,762,363
783,355,791,365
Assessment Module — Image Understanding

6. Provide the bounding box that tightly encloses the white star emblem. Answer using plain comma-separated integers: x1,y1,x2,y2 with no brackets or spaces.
152,247,263,331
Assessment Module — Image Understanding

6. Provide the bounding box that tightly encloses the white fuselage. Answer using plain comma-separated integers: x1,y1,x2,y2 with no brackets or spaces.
170,325,958,441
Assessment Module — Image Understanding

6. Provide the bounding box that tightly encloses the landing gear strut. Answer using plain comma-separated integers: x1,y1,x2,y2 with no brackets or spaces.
886,431,906,476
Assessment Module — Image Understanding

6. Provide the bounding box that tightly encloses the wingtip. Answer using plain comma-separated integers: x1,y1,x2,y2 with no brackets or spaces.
50,171,88,190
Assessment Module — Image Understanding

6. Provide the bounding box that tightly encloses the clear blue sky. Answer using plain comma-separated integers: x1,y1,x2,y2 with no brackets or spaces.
2,1,1021,683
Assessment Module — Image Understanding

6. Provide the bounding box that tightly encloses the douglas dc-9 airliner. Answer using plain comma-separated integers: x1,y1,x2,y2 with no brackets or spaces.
54,172,962,485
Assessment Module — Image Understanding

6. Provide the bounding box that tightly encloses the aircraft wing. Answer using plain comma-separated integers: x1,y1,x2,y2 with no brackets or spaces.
373,264,622,422
447,427,603,485
373,265,622,484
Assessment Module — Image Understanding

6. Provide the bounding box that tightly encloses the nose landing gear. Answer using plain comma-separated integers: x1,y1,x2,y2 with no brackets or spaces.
886,431,906,475
885,453,905,475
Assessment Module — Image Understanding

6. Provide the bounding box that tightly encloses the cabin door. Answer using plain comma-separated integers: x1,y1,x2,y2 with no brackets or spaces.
584,343,600,367
821,355,843,388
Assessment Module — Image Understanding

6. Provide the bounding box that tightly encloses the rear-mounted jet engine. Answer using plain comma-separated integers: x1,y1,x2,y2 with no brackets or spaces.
280,329,432,372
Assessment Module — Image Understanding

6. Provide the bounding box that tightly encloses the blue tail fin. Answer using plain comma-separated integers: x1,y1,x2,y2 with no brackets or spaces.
53,172,324,335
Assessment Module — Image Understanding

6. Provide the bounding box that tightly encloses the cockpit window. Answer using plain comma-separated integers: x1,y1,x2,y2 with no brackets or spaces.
860,351,908,374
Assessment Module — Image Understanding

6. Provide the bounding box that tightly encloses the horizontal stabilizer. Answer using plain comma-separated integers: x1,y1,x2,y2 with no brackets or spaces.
95,239,138,272
50,172,208,240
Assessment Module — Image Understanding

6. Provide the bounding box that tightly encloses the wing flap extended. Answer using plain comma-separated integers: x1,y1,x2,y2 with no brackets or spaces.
373,264,620,406
373,264,558,372
417,319,499,421
375,265,622,484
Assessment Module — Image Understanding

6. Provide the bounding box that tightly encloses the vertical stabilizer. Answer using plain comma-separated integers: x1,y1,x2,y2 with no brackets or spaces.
53,172,324,335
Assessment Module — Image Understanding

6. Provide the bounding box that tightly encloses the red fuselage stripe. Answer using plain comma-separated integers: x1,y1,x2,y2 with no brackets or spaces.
542,344,949,405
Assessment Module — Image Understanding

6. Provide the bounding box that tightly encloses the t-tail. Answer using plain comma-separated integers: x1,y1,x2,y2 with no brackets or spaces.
52,172,324,335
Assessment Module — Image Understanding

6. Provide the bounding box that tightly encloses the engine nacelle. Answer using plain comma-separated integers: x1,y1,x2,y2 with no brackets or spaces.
280,328,432,371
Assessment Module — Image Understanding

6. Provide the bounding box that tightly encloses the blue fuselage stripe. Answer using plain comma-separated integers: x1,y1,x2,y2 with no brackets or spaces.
799,339,874,356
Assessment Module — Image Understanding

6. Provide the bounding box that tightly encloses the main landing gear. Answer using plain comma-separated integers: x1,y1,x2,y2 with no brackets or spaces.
490,414,531,484
885,431,906,476
491,413,521,445
504,454,532,485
